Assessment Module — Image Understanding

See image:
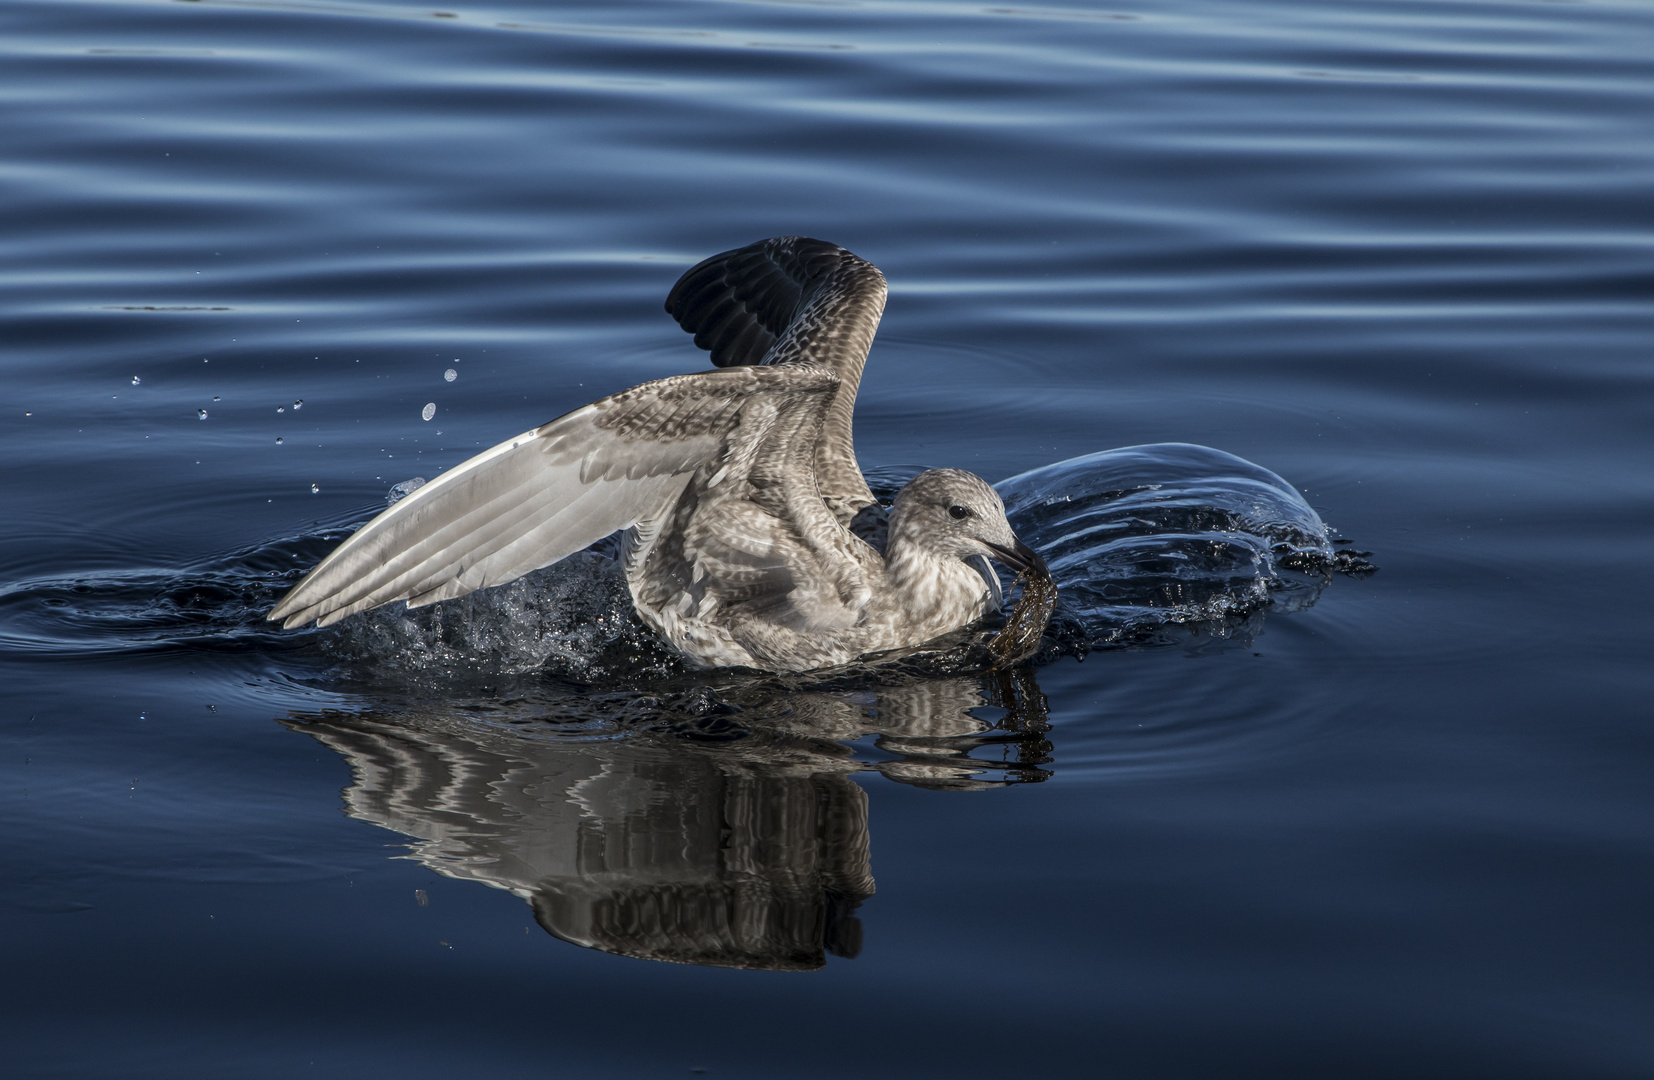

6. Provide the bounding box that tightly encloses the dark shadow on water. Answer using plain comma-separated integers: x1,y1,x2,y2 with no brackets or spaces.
280,667,1053,971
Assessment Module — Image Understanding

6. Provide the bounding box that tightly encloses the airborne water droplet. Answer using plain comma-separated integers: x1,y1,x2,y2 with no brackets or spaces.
275,437,283,444
387,477,427,504
443,369,457,382
421,402,436,421
310,483,319,494
131,376,141,386
293,399,303,410
197,409,208,420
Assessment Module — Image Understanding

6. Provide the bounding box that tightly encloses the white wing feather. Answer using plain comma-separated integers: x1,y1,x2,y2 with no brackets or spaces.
268,366,837,629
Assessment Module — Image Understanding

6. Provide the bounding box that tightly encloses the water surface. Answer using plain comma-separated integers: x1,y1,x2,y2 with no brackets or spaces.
3,0,1653,1076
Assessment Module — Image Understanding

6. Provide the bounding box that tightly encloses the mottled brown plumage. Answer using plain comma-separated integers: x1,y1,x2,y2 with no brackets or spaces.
269,238,1051,671
665,236,885,525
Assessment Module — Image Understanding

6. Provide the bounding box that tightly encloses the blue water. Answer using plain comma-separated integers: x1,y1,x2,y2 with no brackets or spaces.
4,0,1653,1075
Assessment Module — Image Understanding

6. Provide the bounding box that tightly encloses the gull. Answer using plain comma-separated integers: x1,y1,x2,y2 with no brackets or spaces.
268,236,1048,671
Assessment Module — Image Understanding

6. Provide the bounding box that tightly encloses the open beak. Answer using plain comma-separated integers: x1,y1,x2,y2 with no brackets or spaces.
984,535,1049,579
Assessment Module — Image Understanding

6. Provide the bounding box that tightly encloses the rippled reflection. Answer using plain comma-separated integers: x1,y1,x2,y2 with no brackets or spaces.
284,668,1051,970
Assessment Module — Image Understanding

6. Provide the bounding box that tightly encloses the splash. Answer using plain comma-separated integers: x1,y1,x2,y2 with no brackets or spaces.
1,447,1368,681
322,549,682,685
996,443,1342,655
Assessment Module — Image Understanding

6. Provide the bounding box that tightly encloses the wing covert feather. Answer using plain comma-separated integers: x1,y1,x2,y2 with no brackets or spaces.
664,236,885,522
268,365,842,629
631,365,874,658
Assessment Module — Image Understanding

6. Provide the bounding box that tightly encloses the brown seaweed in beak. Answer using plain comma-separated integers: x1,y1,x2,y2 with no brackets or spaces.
988,545,1057,667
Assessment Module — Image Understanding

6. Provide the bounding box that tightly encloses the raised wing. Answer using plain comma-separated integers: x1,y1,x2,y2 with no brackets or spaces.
664,236,885,523
664,235,886,372
268,365,842,629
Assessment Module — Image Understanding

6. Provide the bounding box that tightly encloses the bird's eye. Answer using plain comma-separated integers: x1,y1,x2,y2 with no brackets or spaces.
948,505,971,520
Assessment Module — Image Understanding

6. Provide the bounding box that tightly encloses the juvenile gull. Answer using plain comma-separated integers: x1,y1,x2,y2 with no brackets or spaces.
268,237,1049,671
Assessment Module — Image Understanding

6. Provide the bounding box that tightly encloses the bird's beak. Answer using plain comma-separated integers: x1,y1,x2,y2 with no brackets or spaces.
984,535,1049,579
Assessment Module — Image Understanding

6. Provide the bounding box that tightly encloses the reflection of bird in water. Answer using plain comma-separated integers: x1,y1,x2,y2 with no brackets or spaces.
285,671,1053,971
269,237,1050,671
308,718,873,971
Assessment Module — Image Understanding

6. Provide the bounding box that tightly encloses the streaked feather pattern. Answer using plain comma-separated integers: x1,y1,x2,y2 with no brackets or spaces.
269,365,841,634
270,239,1051,670
665,236,885,524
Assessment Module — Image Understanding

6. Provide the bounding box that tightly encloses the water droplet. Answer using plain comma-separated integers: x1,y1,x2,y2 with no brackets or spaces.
275,437,284,444
277,406,285,413
443,368,457,382
293,399,303,410
197,409,208,420
131,376,141,386
387,477,427,504
310,483,319,494
212,396,220,401
421,402,436,422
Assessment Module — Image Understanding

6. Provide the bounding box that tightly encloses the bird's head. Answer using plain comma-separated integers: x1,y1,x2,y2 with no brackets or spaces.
890,468,1048,577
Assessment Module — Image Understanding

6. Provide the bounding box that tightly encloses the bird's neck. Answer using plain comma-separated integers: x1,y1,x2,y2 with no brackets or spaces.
881,529,990,639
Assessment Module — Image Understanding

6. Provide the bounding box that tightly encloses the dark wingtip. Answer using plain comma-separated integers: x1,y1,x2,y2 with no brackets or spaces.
663,237,874,369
